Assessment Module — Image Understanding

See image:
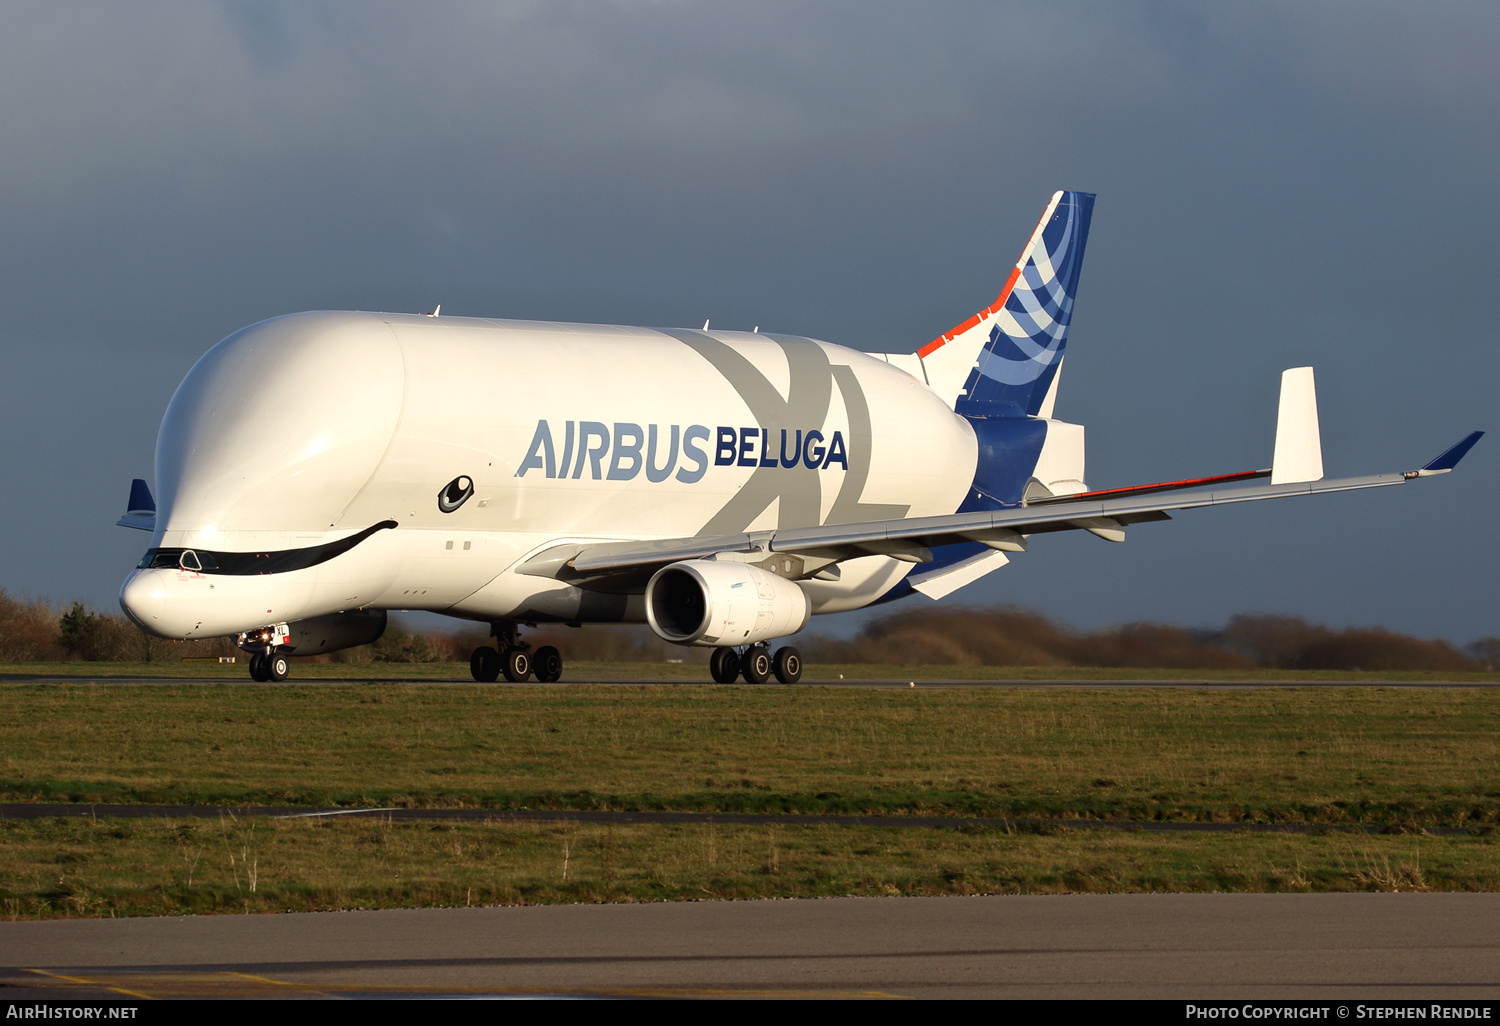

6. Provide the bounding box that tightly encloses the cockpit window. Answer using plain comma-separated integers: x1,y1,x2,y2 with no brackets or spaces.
139,549,182,569
138,548,221,570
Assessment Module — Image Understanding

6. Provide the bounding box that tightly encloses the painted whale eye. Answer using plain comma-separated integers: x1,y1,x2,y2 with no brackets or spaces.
438,475,474,513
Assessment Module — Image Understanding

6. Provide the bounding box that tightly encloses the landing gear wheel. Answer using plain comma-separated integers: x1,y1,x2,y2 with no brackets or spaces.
709,647,740,684
533,646,562,683
266,653,290,682
742,646,772,684
502,647,532,682
248,654,270,682
773,646,802,685
470,646,501,682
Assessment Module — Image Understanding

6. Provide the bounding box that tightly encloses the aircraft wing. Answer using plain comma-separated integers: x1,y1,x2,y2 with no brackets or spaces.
519,431,1483,591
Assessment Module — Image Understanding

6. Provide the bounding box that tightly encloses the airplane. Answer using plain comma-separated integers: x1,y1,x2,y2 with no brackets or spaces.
116,190,1483,684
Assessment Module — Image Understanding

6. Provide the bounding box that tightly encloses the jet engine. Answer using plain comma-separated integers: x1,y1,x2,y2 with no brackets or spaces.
645,559,811,647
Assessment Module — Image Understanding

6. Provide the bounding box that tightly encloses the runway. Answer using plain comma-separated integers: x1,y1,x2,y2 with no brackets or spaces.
4,893,1498,999
6,673,1500,688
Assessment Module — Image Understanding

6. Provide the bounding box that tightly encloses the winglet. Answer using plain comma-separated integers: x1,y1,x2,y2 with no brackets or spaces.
1409,431,1484,478
1270,367,1324,485
116,478,157,531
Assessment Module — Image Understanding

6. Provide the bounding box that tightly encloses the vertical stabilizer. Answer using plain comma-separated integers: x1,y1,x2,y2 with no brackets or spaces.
915,190,1096,416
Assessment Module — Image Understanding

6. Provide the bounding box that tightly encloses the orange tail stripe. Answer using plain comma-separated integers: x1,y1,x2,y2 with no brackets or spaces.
917,265,1023,359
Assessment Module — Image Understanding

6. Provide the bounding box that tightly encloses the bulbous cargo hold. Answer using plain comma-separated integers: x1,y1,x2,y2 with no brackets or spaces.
645,559,811,647
120,309,979,643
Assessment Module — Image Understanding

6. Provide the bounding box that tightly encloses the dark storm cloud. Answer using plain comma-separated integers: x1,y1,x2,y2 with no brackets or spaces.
1,1,1495,639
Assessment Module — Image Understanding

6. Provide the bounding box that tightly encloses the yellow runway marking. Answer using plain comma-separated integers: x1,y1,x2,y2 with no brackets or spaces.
24,968,153,1000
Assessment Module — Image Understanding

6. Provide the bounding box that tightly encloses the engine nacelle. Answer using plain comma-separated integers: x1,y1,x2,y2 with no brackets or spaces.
645,559,811,647
282,609,387,655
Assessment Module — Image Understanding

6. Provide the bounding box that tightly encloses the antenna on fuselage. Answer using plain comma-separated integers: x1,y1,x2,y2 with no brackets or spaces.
702,319,710,331
425,305,441,317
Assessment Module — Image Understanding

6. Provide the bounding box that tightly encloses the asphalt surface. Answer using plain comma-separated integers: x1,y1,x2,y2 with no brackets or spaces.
4,894,1499,999
6,674,1500,688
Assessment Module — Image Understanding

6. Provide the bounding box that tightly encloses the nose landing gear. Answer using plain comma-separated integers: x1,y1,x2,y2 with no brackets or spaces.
470,623,564,683
248,652,289,682
239,623,291,682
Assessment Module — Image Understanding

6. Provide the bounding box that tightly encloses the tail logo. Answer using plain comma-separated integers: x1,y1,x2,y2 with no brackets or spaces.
973,206,1081,387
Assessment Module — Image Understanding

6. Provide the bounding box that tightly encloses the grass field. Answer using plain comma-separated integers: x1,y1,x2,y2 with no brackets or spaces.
3,679,1497,916
3,681,1497,823
4,814,1493,920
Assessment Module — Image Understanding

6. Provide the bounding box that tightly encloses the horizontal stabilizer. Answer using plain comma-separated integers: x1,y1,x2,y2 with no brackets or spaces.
1271,367,1323,485
117,478,156,532
1410,431,1484,477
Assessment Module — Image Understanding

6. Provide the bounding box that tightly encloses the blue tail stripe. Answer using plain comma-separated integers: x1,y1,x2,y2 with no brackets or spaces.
958,190,1094,418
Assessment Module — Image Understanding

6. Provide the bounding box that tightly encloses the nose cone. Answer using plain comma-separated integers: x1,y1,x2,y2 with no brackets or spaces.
155,311,405,540
119,569,179,638
121,563,306,639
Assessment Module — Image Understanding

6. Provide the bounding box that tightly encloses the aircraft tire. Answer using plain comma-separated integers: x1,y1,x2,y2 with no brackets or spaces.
742,646,772,684
249,654,270,682
266,653,290,682
502,647,532,683
533,646,562,683
773,646,802,685
709,647,740,684
470,646,501,682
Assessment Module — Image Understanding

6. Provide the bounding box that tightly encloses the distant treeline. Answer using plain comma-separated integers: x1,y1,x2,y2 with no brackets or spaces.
802,606,1500,673
2,588,1496,672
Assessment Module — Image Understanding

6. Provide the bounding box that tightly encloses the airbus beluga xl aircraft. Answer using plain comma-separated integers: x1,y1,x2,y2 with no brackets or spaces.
116,191,1482,684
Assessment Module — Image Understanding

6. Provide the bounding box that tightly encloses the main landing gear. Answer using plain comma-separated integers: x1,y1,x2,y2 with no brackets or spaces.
710,644,802,685
471,622,562,683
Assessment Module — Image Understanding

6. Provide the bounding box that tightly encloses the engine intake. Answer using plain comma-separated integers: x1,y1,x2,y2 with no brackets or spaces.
645,559,810,647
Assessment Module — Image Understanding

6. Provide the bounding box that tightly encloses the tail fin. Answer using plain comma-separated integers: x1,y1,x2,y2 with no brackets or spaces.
116,478,157,531
917,190,1096,418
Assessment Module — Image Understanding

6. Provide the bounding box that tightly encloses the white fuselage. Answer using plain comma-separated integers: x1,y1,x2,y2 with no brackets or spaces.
120,311,979,639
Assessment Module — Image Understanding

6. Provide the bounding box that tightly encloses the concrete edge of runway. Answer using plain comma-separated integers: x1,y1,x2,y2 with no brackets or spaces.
5,892,1500,1000
0,802,1476,836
